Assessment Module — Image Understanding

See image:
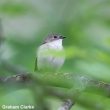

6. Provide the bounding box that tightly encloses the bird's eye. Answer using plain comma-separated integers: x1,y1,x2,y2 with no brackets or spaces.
54,36,57,38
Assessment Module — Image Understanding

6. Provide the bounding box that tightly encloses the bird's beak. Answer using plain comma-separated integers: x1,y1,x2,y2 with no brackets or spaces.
60,36,66,39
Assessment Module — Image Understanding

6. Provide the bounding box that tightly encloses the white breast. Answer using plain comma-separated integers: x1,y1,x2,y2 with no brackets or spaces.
46,39,63,49
37,39,65,72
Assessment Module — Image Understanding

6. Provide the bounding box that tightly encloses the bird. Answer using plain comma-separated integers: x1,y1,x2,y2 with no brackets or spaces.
35,34,66,72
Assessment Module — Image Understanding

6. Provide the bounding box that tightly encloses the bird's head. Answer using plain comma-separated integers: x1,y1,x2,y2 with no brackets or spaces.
43,34,66,44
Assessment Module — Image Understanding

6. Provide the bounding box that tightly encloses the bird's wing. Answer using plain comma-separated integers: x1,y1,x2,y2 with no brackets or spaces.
34,58,37,72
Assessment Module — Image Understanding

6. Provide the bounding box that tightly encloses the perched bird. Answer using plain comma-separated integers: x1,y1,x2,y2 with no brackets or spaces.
35,34,66,72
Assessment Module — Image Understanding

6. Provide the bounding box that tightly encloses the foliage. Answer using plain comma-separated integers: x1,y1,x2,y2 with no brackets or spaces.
0,0,110,110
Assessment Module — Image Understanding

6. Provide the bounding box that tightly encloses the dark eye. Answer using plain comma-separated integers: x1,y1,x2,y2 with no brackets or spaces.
54,36,57,38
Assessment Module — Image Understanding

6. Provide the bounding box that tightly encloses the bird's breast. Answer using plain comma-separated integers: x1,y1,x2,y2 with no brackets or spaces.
37,43,65,71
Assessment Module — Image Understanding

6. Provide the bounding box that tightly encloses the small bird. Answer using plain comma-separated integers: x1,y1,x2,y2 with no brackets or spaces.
35,34,66,72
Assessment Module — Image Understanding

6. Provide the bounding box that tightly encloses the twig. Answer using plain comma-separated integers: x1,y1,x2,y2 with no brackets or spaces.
58,99,74,110
1,61,110,96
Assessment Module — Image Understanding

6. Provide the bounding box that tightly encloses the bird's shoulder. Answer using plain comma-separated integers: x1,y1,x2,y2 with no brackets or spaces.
39,43,50,49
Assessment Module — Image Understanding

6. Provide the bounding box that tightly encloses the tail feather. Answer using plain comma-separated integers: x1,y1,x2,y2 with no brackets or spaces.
34,58,37,72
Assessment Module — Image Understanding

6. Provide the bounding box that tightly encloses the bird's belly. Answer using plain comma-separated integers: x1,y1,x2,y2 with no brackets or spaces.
37,55,65,71
37,44,65,72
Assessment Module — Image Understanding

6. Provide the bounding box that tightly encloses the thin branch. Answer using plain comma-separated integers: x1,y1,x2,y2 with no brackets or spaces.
1,62,110,95
58,99,74,110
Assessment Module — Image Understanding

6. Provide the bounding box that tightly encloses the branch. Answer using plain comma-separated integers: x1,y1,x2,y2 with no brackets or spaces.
58,99,74,110
1,61,110,96
0,62,73,99
1,61,110,110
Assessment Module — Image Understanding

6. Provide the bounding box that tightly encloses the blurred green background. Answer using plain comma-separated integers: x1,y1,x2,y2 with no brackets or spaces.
0,0,110,110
